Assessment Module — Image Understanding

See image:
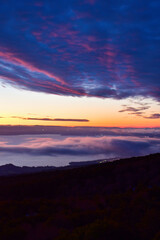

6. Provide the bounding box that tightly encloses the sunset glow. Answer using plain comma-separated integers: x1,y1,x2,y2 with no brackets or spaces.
0,84,160,128
0,0,160,167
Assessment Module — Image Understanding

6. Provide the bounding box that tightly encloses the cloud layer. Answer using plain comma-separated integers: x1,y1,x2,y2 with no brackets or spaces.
0,0,160,100
0,128,159,160
0,125,160,138
0,137,157,157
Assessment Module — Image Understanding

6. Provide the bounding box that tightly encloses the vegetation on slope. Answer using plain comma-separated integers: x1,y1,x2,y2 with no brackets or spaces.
0,153,159,240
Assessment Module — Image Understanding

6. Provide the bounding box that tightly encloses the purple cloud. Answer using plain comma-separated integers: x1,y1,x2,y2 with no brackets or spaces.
119,104,151,117
0,125,160,138
12,116,89,122
0,135,159,159
0,0,159,100
144,113,160,119
119,103,160,119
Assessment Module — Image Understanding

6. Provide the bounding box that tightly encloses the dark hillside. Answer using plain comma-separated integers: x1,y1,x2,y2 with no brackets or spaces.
0,153,159,240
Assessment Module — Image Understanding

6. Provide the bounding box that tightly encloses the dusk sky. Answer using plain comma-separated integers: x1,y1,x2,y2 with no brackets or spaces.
0,0,160,167
0,0,160,127
0,3,160,238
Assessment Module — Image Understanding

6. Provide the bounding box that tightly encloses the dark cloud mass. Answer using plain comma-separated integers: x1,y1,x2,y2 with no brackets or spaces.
12,117,89,122
53,118,89,122
0,0,160,100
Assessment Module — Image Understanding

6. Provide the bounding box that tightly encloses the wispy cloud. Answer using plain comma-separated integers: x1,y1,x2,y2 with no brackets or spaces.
119,103,150,117
119,103,160,119
119,106,150,114
144,113,160,119
0,0,159,101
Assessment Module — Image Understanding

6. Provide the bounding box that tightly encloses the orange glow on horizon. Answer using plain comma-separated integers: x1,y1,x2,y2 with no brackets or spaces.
0,85,159,129
0,116,160,128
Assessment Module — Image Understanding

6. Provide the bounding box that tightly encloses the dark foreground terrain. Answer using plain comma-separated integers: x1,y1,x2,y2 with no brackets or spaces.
0,153,160,240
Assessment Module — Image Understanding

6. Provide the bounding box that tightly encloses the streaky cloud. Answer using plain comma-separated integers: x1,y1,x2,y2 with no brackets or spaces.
0,125,160,138
119,104,160,119
53,118,89,122
144,113,160,119
12,116,89,122
0,0,159,101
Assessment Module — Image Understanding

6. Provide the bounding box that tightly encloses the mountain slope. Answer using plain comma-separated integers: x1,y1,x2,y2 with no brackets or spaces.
0,153,159,240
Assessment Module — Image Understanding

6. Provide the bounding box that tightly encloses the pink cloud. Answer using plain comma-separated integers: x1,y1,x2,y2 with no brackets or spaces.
0,50,66,85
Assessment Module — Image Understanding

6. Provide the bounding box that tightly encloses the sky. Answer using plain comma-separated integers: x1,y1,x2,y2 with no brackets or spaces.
0,0,160,127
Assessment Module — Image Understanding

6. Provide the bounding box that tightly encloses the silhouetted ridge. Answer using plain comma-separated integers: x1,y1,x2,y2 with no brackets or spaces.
0,153,159,240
